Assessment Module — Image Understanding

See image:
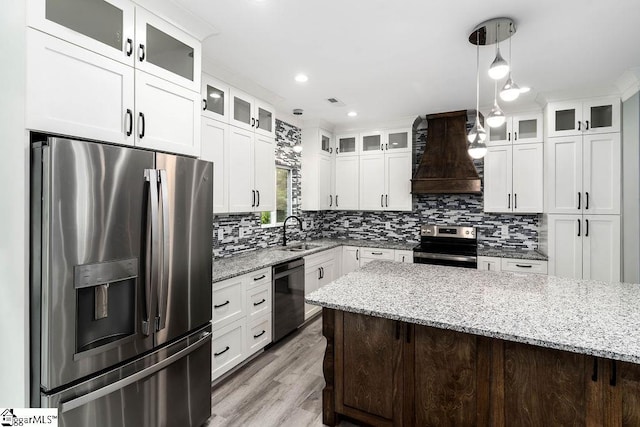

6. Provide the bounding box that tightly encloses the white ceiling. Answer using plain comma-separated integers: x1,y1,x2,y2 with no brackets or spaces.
173,0,640,129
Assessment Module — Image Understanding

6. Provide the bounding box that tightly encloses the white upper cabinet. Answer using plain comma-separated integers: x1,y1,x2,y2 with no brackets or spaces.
230,88,275,137
200,118,229,214
359,131,383,156
484,143,543,213
546,134,620,215
546,97,620,137
301,127,334,211
135,71,200,156
253,134,276,212
385,128,412,153
359,154,386,210
28,0,135,67
487,112,543,146
135,8,201,92
26,28,135,146
201,73,230,123
336,133,358,156
334,155,359,210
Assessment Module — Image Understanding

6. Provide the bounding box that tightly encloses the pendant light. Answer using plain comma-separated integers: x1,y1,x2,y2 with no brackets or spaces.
486,79,506,128
467,31,487,159
500,22,520,102
488,22,509,80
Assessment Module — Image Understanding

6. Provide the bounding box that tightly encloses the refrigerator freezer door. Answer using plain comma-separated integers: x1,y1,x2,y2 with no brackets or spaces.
33,138,155,392
44,325,212,427
154,154,213,345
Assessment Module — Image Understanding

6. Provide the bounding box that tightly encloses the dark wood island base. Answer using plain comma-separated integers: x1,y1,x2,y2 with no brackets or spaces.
321,308,640,427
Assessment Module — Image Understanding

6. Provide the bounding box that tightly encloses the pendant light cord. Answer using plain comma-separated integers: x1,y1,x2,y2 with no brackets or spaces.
475,31,480,122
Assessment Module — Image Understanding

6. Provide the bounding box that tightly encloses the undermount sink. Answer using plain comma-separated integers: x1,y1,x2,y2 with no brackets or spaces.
280,243,321,252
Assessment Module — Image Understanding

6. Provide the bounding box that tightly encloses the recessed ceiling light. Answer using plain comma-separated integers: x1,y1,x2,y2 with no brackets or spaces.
347,111,357,117
294,74,308,83
519,86,531,93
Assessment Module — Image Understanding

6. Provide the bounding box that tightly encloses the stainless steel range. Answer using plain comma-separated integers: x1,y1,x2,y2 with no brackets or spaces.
413,225,478,268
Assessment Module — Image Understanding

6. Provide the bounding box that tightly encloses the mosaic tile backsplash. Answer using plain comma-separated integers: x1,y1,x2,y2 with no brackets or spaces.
213,118,540,258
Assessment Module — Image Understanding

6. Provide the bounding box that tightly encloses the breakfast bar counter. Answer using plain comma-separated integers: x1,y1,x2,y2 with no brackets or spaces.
306,262,640,426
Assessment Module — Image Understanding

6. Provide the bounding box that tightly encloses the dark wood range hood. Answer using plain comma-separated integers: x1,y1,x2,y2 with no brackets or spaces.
411,110,481,194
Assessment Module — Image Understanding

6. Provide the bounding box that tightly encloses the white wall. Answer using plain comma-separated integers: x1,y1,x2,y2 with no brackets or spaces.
622,92,640,283
0,3,28,407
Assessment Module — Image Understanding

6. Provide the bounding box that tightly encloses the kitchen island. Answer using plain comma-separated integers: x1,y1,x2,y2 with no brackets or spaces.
306,262,640,426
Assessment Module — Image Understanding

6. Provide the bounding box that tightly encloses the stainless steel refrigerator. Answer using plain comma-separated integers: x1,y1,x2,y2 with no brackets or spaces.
30,137,213,427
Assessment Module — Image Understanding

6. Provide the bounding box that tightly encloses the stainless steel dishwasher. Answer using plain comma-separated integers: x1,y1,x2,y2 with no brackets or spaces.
272,258,305,342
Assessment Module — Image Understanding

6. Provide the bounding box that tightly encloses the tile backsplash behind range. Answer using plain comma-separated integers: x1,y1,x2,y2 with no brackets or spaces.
214,118,540,258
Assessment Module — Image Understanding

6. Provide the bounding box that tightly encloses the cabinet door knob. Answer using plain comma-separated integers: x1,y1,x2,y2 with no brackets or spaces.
126,38,133,57
585,120,590,130
256,119,260,129
578,192,581,210
251,118,255,128
256,190,260,207
385,194,388,207
381,194,384,207
335,195,338,207
577,219,581,237
578,121,582,131
508,194,511,209
585,192,589,210
514,131,518,141
329,195,333,207
585,219,589,237
202,99,207,111
252,190,256,207
514,194,517,209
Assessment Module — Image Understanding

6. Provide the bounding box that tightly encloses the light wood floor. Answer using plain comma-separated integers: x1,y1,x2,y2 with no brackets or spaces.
206,316,357,427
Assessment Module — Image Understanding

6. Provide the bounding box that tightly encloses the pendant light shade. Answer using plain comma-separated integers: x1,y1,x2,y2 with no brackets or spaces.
468,134,488,159
486,102,506,127
500,76,520,102
488,48,509,80
467,120,487,143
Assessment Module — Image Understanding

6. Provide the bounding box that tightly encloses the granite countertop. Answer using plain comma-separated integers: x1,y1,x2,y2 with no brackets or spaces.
478,247,548,261
212,238,417,283
306,261,640,364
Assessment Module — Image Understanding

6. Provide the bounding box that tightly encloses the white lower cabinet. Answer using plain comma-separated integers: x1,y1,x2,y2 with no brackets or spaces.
342,246,411,271
342,246,360,275
212,267,272,381
547,214,620,282
247,313,271,356
211,319,246,381
304,250,336,320
477,256,502,272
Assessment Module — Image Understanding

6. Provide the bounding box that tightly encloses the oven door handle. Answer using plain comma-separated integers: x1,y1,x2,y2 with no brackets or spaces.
413,252,477,263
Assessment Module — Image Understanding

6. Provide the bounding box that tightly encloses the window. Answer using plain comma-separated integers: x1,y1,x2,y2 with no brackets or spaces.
261,167,292,226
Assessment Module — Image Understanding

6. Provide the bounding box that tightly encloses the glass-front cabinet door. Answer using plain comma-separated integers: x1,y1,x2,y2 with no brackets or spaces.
512,113,543,144
254,99,275,137
336,134,358,155
319,129,333,156
229,88,254,132
360,132,382,155
385,128,411,152
582,98,620,134
487,121,509,146
547,101,582,137
28,0,135,66
201,74,229,123
135,8,201,91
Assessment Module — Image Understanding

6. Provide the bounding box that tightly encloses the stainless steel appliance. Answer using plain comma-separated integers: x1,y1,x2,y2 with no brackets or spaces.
30,137,213,427
413,225,478,268
272,258,305,342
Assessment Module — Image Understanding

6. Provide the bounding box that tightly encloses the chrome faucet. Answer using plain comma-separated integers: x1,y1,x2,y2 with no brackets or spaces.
282,215,303,247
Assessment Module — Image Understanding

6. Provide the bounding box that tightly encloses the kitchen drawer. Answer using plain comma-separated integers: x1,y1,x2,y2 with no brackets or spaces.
212,318,246,380
394,250,413,263
246,282,271,322
478,256,502,272
501,258,548,274
246,267,271,290
360,247,395,265
213,276,245,331
304,248,334,268
247,313,271,356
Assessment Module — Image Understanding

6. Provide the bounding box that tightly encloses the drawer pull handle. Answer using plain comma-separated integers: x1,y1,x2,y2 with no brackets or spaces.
515,264,533,268
214,300,230,309
253,330,266,339
253,275,266,281
372,252,383,255
253,298,266,306
214,346,230,357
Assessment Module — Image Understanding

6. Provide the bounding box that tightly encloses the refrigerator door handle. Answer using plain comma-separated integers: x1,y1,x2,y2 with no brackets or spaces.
156,169,170,332
143,169,160,336
59,331,212,414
